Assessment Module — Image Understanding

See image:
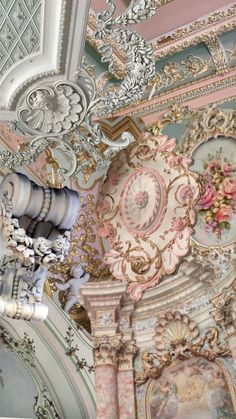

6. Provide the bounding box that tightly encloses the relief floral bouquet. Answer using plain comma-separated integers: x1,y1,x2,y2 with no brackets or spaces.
197,150,236,239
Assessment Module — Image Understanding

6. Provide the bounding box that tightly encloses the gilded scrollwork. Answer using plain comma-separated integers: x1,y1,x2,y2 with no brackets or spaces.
148,105,184,135
177,106,236,157
49,190,110,282
135,312,230,385
147,55,212,96
98,132,200,299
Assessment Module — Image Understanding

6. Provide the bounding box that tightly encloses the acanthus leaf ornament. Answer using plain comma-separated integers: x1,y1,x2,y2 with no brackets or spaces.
98,133,200,300
0,0,157,184
18,81,87,136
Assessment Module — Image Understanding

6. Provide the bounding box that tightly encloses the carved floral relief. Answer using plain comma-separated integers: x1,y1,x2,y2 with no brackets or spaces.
97,133,199,299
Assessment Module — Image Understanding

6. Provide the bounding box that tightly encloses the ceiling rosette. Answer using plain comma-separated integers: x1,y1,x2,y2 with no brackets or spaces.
97,132,200,300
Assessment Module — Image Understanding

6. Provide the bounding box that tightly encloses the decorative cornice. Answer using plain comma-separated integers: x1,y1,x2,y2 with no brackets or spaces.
87,5,236,81
93,334,123,366
115,73,236,120
154,4,236,48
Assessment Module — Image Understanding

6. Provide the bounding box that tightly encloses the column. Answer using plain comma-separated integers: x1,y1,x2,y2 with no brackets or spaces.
93,335,122,419
79,281,129,419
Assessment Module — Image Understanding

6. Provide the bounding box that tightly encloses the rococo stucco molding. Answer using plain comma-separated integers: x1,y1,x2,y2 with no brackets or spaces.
0,0,159,185
98,132,199,299
135,311,230,385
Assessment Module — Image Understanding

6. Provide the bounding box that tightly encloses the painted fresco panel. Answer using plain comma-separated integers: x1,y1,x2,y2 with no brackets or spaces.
146,358,236,419
192,137,236,247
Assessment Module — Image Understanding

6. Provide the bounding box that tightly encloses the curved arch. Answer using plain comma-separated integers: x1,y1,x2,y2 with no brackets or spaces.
0,294,96,419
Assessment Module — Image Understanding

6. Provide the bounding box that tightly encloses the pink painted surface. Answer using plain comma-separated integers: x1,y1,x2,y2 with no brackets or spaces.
98,134,199,300
91,0,233,40
70,180,106,272
118,369,136,419
95,365,119,419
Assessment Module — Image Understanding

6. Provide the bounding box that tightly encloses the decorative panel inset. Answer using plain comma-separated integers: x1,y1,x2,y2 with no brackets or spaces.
193,137,236,247
0,0,41,79
98,133,199,300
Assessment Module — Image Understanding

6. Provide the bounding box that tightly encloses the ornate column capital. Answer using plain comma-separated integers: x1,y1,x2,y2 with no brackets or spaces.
93,334,137,369
117,339,137,370
93,334,123,366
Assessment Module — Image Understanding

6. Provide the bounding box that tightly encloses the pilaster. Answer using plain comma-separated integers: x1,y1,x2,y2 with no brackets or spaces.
79,281,137,419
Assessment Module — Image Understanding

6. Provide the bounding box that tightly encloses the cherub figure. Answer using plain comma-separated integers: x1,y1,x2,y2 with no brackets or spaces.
55,264,90,312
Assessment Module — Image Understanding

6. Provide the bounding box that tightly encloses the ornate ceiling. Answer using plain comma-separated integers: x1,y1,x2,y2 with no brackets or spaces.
0,0,235,418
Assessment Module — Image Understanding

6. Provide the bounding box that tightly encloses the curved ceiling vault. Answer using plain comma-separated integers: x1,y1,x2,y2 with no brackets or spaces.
0,1,236,419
